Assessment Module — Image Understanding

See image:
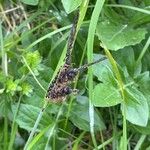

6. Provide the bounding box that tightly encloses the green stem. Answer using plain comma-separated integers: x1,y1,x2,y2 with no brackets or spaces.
87,0,105,149
107,4,150,15
0,19,8,150
8,95,22,150
134,135,146,150
26,25,72,51
103,47,127,150
122,103,127,150
45,103,64,150
136,36,150,66
4,105,8,150
22,56,46,92
23,101,48,150
94,132,122,150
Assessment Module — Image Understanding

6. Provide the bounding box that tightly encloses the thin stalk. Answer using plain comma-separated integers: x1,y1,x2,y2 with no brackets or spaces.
76,57,106,72
136,36,150,66
109,107,114,150
0,23,8,76
59,128,93,149
107,4,150,15
8,95,22,150
112,107,119,150
26,25,72,50
23,101,48,150
134,135,146,150
122,103,127,150
72,131,86,150
103,47,127,150
12,17,54,49
20,4,31,29
99,130,105,150
0,20,8,150
44,103,64,150
94,132,122,150
22,56,46,92
27,124,52,149
87,0,105,149
4,101,8,150
0,6,21,14
0,4,17,35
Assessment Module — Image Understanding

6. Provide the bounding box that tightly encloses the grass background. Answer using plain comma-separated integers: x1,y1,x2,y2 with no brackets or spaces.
0,0,150,149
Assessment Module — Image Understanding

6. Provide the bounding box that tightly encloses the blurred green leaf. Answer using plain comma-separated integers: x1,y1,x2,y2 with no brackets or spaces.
96,21,147,50
21,0,39,5
61,0,82,13
21,30,36,48
0,88,4,94
92,54,117,84
0,71,6,83
30,136,48,150
135,72,150,108
135,71,150,92
12,104,53,131
113,47,136,76
93,83,122,107
69,98,106,131
124,87,149,126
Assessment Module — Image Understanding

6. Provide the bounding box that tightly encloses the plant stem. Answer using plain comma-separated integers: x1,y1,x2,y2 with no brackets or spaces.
134,135,146,150
23,101,48,150
8,95,22,150
122,103,127,150
103,47,127,150
0,19,8,150
87,0,105,149
45,103,64,150
136,36,150,66
22,56,46,92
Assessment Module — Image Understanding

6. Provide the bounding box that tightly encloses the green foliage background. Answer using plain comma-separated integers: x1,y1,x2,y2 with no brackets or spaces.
0,0,150,149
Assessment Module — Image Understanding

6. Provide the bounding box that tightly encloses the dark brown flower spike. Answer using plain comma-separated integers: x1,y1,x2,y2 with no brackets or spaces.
46,11,106,103
46,11,80,102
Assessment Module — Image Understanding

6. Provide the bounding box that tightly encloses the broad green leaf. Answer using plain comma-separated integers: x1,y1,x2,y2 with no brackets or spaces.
113,47,136,76
96,21,147,51
135,72,150,110
21,0,39,5
124,87,149,126
61,0,82,14
23,77,47,107
12,104,52,131
92,54,115,83
113,47,143,78
69,98,106,131
93,83,122,107
0,94,11,117
135,71,150,92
